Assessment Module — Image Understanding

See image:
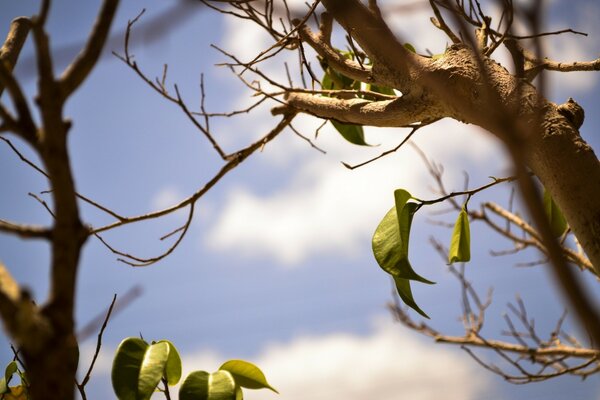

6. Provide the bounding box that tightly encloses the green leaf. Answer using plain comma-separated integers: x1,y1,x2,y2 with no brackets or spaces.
394,276,430,319
4,361,17,382
179,370,237,400
372,190,434,317
219,360,278,393
112,338,172,400
158,340,182,386
543,190,567,237
330,120,371,146
112,338,149,400
0,361,18,394
448,207,471,263
372,191,434,283
403,43,416,53
137,341,169,400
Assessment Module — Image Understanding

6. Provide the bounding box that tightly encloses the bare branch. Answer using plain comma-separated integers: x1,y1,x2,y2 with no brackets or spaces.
429,0,461,44
0,17,32,97
0,220,51,239
90,113,296,235
59,0,120,98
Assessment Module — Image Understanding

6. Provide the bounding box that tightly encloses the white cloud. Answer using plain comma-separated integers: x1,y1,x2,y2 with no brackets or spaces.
205,119,504,265
182,318,495,400
151,186,184,210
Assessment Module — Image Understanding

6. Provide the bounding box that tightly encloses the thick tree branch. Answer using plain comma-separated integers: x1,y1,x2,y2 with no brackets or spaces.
280,92,443,126
59,0,119,99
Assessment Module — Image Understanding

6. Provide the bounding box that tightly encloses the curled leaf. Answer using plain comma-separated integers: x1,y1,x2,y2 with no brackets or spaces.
372,189,434,316
448,207,471,263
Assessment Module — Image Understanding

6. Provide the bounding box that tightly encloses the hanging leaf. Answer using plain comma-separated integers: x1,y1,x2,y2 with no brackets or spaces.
157,340,182,386
372,190,434,282
403,43,417,53
394,276,430,319
219,360,278,393
112,338,173,400
179,370,237,400
372,189,434,316
330,120,371,146
543,190,567,237
448,207,471,263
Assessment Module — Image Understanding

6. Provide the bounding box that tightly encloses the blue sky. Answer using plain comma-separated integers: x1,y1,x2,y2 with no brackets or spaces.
1,1,600,399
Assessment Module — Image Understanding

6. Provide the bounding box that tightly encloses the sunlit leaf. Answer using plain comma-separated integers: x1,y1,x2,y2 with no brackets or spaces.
394,276,430,319
372,190,434,316
543,190,567,237
330,120,371,146
179,370,237,400
448,207,471,263
219,360,278,393
372,191,433,283
112,337,149,400
158,340,182,386
137,341,169,400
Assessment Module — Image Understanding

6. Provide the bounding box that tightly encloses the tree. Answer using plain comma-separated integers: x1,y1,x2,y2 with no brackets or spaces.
0,0,599,399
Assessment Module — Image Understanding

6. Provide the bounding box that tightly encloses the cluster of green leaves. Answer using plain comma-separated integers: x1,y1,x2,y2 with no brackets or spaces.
111,337,277,400
372,189,472,318
0,360,28,400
